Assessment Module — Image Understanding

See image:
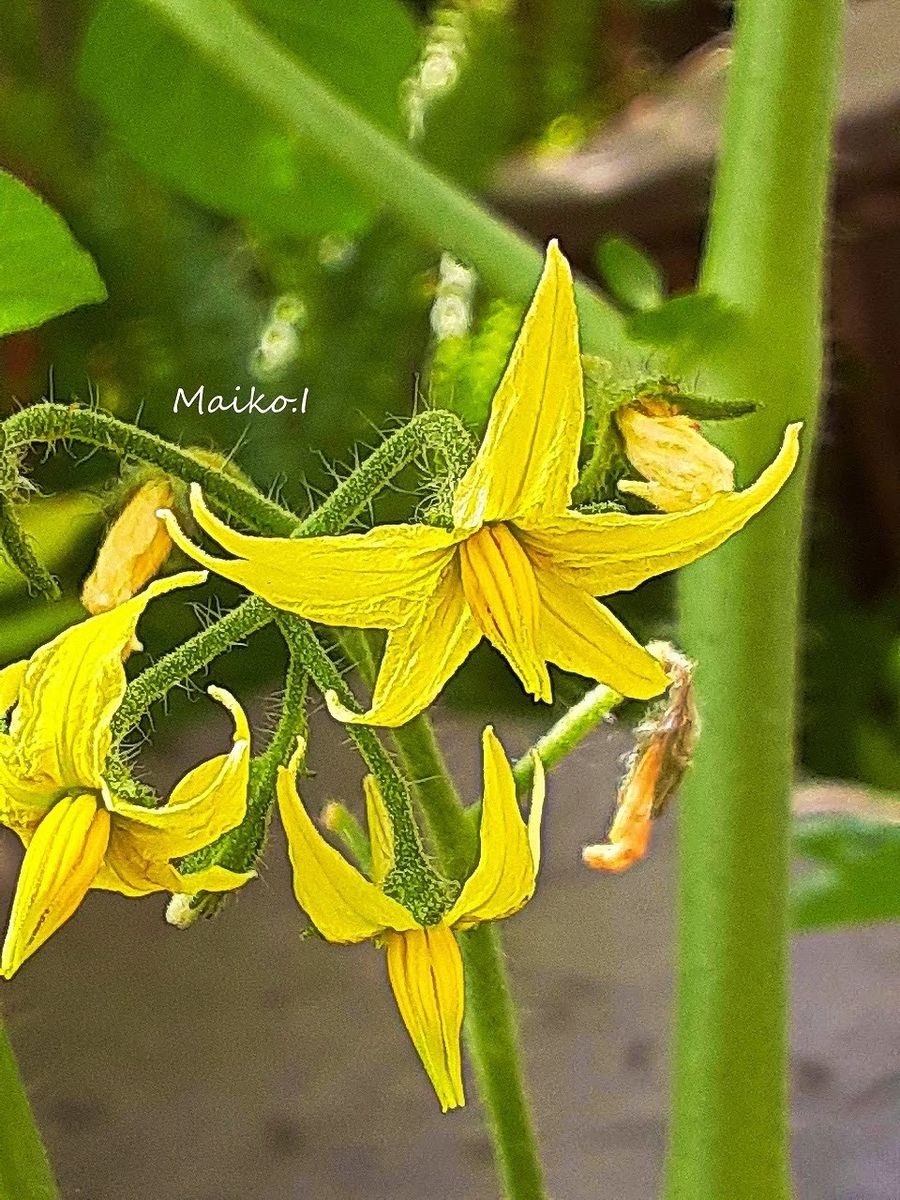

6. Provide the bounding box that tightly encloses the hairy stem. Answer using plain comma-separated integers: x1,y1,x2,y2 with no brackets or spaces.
666,1,844,1196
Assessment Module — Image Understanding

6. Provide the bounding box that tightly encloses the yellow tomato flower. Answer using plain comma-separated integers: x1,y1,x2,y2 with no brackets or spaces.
617,399,736,513
0,571,253,977
162,242,801,727
278,726,545,1111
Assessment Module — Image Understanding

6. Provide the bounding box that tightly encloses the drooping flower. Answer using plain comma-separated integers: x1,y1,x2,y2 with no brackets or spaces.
161,242,801,727
0,572,253,977
584,643,697,872
616,398,735,512
278,726,544,1110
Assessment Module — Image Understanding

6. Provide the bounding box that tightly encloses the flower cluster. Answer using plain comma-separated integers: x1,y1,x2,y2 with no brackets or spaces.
0,243,800,1108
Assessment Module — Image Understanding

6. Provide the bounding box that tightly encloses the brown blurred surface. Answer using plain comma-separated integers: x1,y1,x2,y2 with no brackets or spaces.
0,706,897,1200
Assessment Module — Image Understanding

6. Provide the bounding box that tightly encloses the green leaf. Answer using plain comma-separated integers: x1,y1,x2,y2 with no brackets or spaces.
595,236,665,312
79,0,420,238
627,291,741,359
0,170,106,336
792,813,900,930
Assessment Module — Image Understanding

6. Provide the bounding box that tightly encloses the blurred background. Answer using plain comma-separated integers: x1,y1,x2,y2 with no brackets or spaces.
0,0,898,1196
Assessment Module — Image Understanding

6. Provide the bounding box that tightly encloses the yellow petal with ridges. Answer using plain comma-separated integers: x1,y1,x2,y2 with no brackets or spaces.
1,794,110,977
535,566,669,700
519,423,801,595
452,241,585,530
8,571,206,792
277,744,417,941
104,685,250,859
384,924,465,1112
364,775,394,886
458,525,551,702
95,827,254,897
446,727,542,930
326,559,481,728
161,487,459,630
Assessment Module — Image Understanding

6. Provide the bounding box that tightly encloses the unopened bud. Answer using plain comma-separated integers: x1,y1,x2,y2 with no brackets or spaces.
82,479,176,627
616,398,734,512
583,643,697,872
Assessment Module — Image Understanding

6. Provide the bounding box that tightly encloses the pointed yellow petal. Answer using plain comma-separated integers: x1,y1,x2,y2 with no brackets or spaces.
277,746,417,941
1,794,110,977
8,571,206,792
452,242,585,530
520,423,801,595
384,924,465,1111
161,487,458,629
326,560,481,727
446,727,542,929
95,827,254,897
364,775,394,886
0,737,54,835
105,686,250,858
535,566,669,699
458,525,551,702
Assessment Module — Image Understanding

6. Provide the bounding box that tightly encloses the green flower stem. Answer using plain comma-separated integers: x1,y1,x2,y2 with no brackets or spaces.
666,2,844,1197
0,1024,58,1200
279,615,450,924
459,924,546,1200
0,402,299,536
111,594,271,738
0,493,59,600
512,683,624,793
142,0,638,371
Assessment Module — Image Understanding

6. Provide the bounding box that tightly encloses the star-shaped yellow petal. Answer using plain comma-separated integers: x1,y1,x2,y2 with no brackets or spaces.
163,243,801,726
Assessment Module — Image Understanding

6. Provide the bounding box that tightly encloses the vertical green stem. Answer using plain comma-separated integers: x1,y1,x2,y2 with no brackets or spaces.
459,925,546,1200
666,2,844,1197
0,1024,58,1199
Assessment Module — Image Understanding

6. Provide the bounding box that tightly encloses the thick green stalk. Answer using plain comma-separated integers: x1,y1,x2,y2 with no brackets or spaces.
142,0,636,369
666,2,844,1197
0,1025,58,1200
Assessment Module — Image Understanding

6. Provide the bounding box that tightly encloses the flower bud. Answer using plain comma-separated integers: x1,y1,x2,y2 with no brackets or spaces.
82,478,176,616
616,398,734,512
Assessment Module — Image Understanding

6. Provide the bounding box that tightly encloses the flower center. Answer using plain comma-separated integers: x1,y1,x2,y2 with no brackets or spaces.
458,524,550,700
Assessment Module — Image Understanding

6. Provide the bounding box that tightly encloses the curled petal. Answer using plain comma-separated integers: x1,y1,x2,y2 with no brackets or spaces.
452,241,584,530
326,559,481,728
162,487,458,629
536,566,669,700
277,744,416,941
520,423,801,594
105,686,250,859
8,571,206,793
384,924,465,1112
446,727,543,929
96,827,253,897
1,794,110,977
